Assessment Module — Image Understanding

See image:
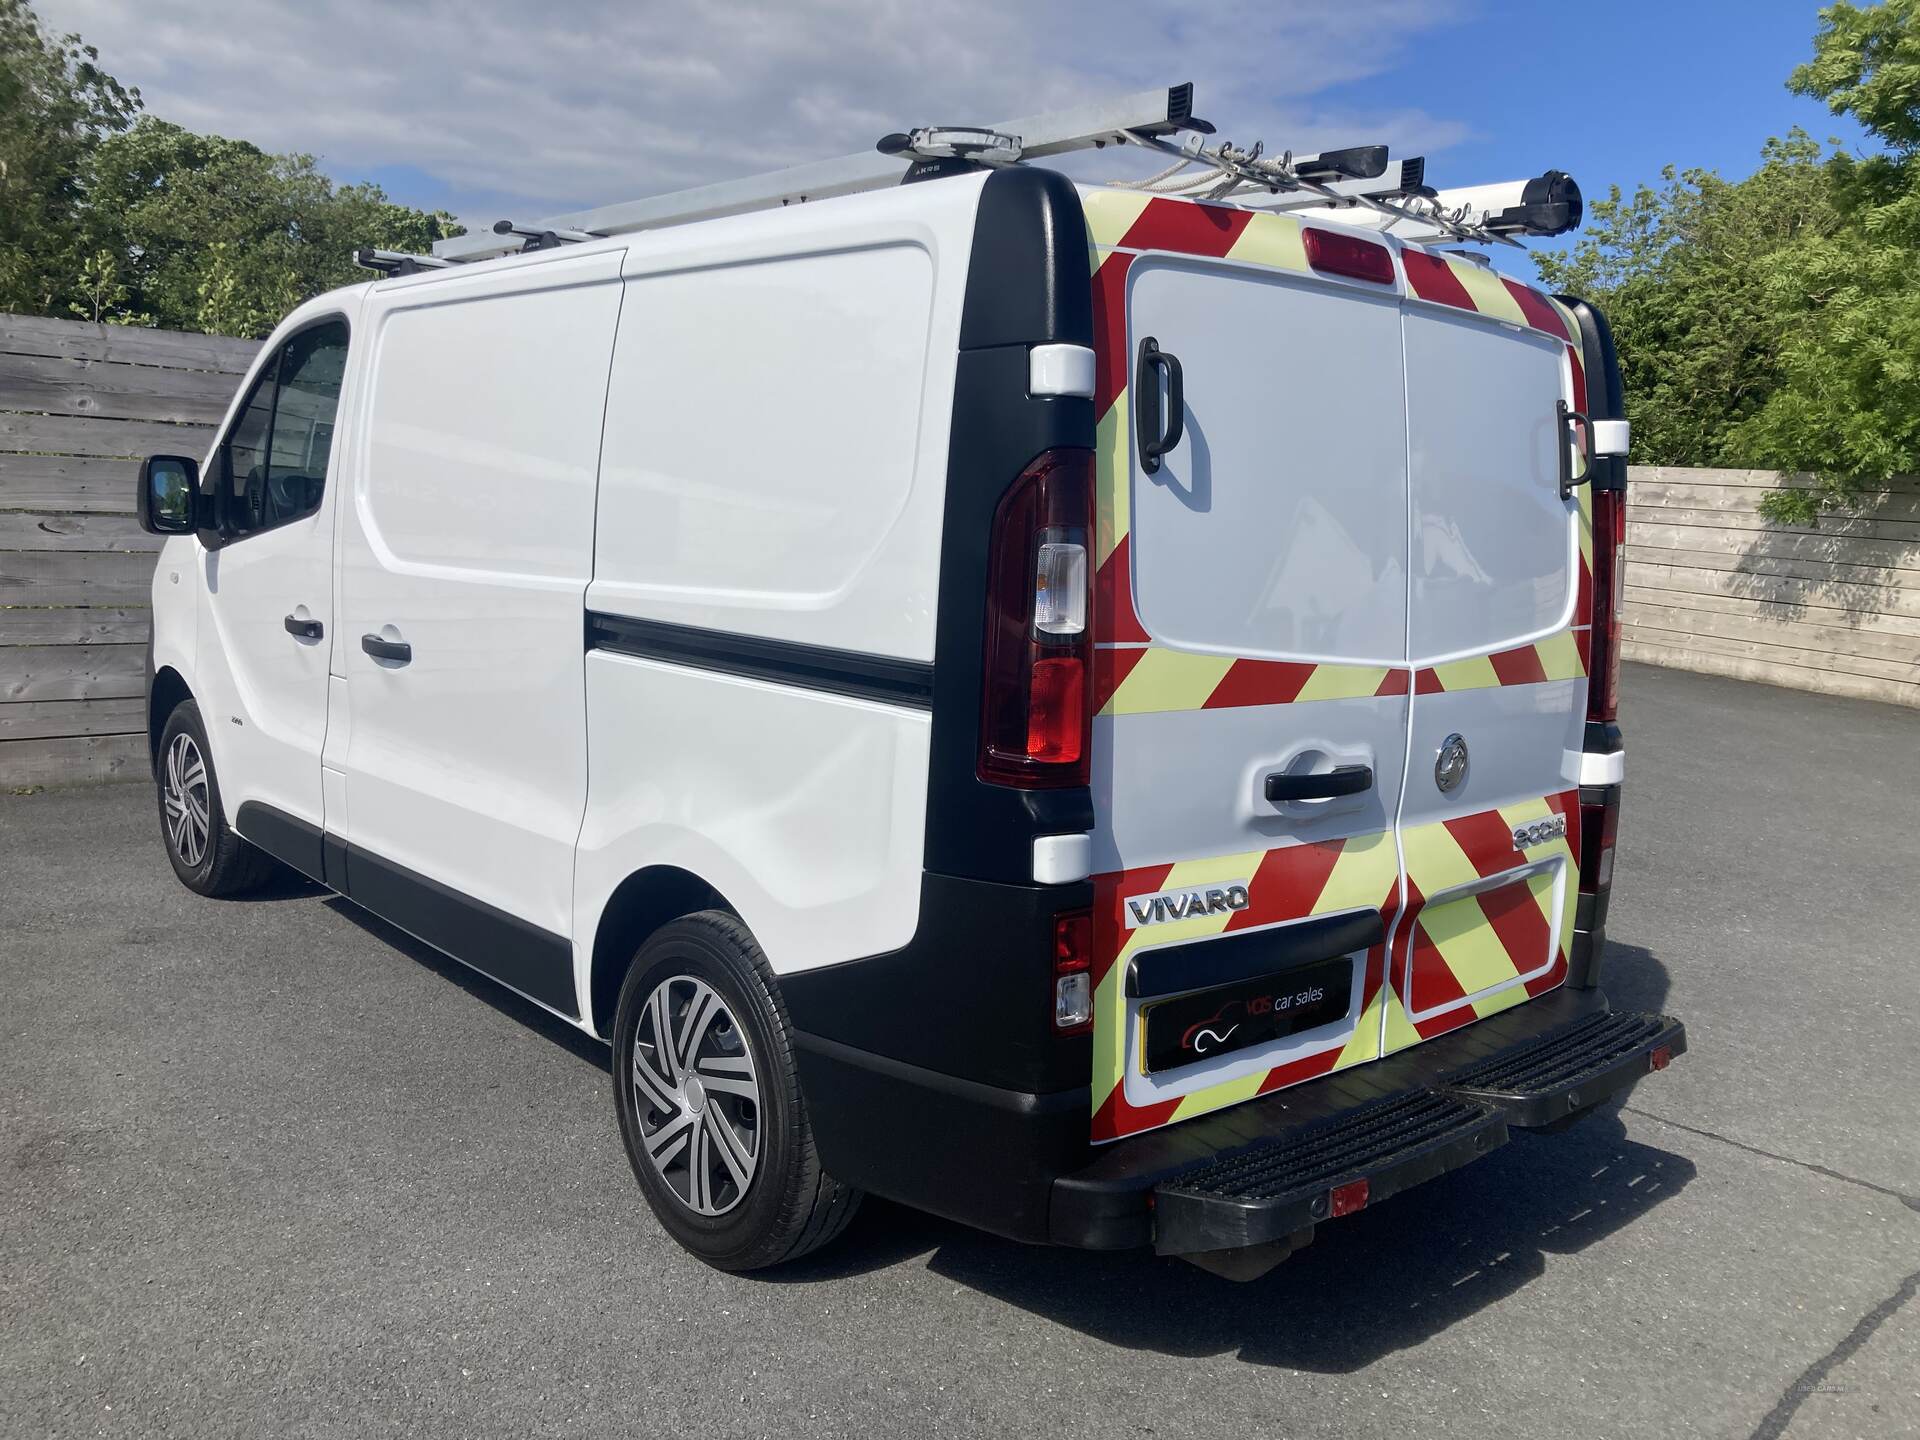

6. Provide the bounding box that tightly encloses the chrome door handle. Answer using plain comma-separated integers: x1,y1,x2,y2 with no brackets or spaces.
361,634,411,664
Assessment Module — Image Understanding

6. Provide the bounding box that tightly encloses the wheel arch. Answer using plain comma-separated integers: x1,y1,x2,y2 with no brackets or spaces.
148,665,193,780
587,865,737,1038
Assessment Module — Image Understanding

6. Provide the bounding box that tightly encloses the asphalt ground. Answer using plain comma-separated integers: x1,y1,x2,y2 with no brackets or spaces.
2,661,1916,1439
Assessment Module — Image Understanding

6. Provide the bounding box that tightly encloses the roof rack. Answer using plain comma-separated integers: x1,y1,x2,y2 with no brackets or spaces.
408,83,1578,267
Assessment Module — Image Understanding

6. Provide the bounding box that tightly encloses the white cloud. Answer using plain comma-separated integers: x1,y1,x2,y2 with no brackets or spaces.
35,0,1476,227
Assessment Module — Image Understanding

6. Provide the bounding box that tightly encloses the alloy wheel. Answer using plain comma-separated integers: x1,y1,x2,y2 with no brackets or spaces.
162,732,210,869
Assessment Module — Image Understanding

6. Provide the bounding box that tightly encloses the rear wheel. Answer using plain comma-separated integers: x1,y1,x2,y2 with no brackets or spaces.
612,911,860,1270
156,700,276,897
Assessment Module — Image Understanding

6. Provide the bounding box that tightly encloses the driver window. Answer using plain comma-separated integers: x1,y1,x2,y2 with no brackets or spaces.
219,318,349,540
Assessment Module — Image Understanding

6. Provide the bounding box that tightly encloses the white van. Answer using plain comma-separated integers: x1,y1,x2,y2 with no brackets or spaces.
137,111,1683,1277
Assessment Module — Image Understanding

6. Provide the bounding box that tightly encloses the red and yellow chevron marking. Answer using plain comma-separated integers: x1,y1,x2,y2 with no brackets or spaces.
1089,831,1400,1142
1412,630,1587,695
1382,791,1580,1053
1085,191,1402,713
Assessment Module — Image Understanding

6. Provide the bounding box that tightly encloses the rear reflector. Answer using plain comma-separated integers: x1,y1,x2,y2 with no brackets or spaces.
1329,1178,1370,1217
1578,787,1621,895
1587,486,1626,722
1304,229,1396,285
1649,1045,1672,1072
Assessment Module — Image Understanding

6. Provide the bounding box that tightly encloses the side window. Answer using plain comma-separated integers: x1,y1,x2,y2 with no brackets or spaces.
218,319,349,540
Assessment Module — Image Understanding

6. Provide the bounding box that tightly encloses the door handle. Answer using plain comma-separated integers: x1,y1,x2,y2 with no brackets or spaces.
1558,399,1593,499
1266,764,1373,803
1135,336,1185,474
283,614,324,640
361,633,412,664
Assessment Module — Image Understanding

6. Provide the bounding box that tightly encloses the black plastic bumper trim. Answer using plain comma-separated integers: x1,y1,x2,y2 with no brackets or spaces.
1439,1009,1686,1128
1126,910,1384,1000
587,611,934,711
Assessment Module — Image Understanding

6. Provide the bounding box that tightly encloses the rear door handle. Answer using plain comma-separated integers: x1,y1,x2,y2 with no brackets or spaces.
361,633,412,664
1266,764,1373,803
1135,336,1185,474
283,614,323,640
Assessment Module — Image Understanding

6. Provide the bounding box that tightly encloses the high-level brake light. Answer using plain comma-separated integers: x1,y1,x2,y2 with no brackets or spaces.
1303,229,1396,285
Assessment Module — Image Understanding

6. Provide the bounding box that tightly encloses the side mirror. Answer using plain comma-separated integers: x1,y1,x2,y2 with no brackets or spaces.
137,455,200,535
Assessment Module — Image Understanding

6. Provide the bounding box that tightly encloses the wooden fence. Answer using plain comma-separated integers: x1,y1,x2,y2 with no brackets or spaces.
3,312,1917,788
1,314,259,786
1623,466,1920,709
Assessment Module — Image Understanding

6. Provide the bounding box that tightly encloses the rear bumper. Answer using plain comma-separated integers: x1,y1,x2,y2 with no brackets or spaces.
794,981,1684,1255
1054,988,1684,1254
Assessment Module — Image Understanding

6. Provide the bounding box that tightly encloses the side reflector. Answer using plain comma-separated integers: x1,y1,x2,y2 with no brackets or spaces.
1329,1178,1370,1217
1649,1045,1672,1072
1304,229,1396,285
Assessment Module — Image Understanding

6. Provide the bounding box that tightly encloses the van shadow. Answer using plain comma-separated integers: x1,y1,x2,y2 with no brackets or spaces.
776,940,1686,1373
322,896,612,1075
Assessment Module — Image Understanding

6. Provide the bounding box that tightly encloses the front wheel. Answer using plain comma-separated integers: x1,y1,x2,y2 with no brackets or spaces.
155,699,276,897
612,911,860,1271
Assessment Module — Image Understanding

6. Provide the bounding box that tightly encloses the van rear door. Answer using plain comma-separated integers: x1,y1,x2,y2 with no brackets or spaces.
1385,257,1589,1053
1083,199,1412,1143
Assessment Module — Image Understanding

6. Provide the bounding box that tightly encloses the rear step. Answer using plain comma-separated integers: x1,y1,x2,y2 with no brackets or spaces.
1146,1008,1686,1264
1154,1092,1506,1255
1437,1010,1688,1129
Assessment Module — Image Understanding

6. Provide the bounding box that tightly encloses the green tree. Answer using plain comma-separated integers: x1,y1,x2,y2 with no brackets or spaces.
1,0,459,337
1537,0,1920,524
0,0,139,315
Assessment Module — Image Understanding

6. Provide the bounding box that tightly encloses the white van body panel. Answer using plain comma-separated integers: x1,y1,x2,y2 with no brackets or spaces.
338,249,625,942
573,655,931,1007
589,173,981,662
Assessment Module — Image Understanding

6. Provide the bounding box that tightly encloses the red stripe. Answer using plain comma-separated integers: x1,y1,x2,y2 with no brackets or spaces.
1502,278,1566,336
1414,667,1444,695
1091,863,1173,989
1524,952,1568,998
1568,345,1588,413
1255,1044,1342,1097
1093,534,1149,644
1401,249,1475,310
1547,788,1580,868
1092,645,1146,716
1576,551,1594,629
1376,668,1412,697
1477,879,1554,979
1090,253,1133,418
1226,840,1345,931
1442,810,1522,877
1202,658,1314,709
1415,1007,1476,1041
1092,1083,1182,1142
1488,644,1548,687
1408,916,1468,1012
1118,197,1253,259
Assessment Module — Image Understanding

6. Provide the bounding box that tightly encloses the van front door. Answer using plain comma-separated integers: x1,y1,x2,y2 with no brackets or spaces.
1083,200,1413,1143
195,316,352,871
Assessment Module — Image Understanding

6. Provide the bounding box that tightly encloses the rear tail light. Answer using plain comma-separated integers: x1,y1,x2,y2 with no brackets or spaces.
1052,909,1093,1033
1303,229,1396,285
979,448,1094,788
1587,485,1626,722
1578,786,1620,895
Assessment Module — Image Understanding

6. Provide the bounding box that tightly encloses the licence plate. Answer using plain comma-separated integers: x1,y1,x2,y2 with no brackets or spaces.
1142,957,1353,1074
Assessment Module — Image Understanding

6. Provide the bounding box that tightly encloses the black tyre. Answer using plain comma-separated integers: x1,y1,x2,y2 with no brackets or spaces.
612,910,860,1271
155,699,277,898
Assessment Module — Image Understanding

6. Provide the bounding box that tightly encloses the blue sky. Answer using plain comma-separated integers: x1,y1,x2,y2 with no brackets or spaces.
39,0,1867,277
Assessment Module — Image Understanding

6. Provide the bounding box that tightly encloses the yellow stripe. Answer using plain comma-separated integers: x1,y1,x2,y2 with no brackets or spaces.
1082,191,1154,251
1101,648,1235,717
1337,984,1386,1068
1383,986,1422,1054
1422,894,1522,996
1170,1069,1266,1121
1577,480,1594,569
1095,396,1129,567
1224,211,1309,273
1470,983,1531,1021
1294,663,1392,703
1447,256,1528,328
1427,654,1500,693
1548,295,1583,346
1313,830,1397,916
1536,628,1586,680
1401,818,1482,895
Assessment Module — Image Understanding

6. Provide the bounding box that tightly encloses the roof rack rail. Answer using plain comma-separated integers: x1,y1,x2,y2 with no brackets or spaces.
395,83,1577,267
353,247,452,276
